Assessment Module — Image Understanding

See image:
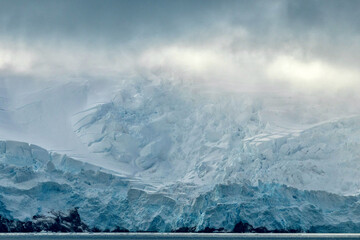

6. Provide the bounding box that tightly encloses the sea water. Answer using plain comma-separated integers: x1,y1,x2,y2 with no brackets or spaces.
1,233,360,240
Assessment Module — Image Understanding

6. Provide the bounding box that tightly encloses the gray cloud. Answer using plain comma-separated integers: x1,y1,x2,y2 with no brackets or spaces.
0,0,359,90
0,0,222,46
1,0,359,43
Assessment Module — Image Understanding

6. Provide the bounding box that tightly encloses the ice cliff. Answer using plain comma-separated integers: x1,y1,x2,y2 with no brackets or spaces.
1,136,360,232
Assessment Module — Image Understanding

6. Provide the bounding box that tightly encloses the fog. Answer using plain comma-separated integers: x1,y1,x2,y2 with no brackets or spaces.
0,0,360,145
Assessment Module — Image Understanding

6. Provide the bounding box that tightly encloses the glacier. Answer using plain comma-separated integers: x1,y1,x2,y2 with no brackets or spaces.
1,77,360,232
1,140,360,232
73,78,360,195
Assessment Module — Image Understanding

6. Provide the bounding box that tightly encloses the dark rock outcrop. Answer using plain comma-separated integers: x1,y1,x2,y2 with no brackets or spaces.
198,227,225,233
0,208,89,232
172,226,196,233
233,221,301,233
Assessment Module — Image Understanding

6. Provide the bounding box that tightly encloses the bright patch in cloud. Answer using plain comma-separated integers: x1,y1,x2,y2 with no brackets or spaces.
266,55,360,90
0,47,34,73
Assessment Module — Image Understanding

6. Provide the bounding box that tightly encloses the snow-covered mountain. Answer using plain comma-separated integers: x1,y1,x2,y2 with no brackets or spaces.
1,77,360,232
73,78,360,195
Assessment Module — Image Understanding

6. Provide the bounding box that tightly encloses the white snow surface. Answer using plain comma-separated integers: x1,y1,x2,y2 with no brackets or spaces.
73,78,360,195
1,76,360,231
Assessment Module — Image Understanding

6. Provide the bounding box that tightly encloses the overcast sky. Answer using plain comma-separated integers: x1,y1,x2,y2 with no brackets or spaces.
0,0,359,92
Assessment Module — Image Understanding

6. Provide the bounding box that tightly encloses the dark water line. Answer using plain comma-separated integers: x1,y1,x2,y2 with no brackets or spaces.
1,233,360,240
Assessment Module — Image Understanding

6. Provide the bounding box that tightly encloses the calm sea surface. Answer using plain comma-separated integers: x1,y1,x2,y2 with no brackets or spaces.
1,233,360,240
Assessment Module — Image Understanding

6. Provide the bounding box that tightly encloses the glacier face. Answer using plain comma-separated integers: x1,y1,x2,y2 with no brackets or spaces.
1,140,360,232
1,77,360,232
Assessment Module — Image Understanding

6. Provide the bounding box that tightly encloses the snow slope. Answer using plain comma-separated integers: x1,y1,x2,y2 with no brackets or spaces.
73,78,360,195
